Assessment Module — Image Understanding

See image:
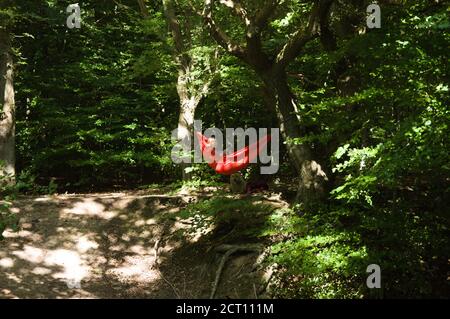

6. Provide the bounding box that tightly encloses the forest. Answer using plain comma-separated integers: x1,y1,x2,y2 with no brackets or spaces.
0,0,449,299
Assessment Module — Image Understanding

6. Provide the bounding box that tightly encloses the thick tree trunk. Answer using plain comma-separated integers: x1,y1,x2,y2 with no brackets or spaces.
262,70,328,205
0,29,15,186
177,94,198,181
201,0,335,204
161,0,213,182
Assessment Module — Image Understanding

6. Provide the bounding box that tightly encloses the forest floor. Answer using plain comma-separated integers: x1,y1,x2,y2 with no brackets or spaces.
0,189,287,299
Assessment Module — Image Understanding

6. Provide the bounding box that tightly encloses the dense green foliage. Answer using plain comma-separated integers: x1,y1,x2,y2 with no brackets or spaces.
1,0,448,298
270,3,449,298
12,1,179,191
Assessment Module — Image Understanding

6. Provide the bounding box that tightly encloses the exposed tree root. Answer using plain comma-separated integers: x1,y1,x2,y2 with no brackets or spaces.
160,272,181,299
152,238,161,269
210,244,263,299
258,265,275,296
252,247,270,271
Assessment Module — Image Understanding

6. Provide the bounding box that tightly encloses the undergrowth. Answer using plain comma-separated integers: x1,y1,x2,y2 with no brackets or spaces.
177,194,450,298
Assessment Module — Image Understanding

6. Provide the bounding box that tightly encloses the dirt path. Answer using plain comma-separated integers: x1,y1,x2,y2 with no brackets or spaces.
0,190,283,299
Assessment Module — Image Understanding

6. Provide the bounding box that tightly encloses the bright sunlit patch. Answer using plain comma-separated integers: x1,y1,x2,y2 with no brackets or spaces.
0,257,14,268
31,267,52,275
107,255,160,284
45,249,89,284
34,197,52,202
75,235,99,253
2,229,34,239
145,218,157,225
127,245,152,255
110,244,126,252
1,289,15,297
61,199,117,219
140,230,151,238
6,273,21,283
12,245,46,263
112,199,133,210
134,220,146,227
3,229,42,242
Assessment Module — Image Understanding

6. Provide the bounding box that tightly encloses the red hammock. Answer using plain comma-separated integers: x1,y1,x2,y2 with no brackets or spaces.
195,131,271,175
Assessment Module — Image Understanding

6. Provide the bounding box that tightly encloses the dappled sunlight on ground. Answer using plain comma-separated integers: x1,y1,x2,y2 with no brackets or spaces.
0,192,186,298
1,191,285,298
61,198,117,219
107,255,160,284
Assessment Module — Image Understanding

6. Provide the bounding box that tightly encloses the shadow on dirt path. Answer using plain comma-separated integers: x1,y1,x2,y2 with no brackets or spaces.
0,190,287,299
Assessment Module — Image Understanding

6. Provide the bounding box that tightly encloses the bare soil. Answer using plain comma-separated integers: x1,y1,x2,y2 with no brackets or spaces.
0,190,285,299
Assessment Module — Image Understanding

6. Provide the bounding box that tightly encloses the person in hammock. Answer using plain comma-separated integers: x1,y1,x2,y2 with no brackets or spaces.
196,131,271,176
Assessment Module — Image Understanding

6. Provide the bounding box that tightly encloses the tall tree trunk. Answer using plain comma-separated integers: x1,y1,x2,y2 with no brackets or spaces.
202,0,333,205
138,0,200,181
176,76,200,181
162,0,214,181
0,29,15,186
262,70,328,205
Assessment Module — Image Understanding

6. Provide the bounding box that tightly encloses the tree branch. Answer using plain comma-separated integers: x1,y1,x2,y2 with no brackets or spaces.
136,0,149,17
213,0,273,69
203,0,247,60
219,0,251,27
162,0,190,66
318,0,336,51
275,0,334,69
254,0,280,31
